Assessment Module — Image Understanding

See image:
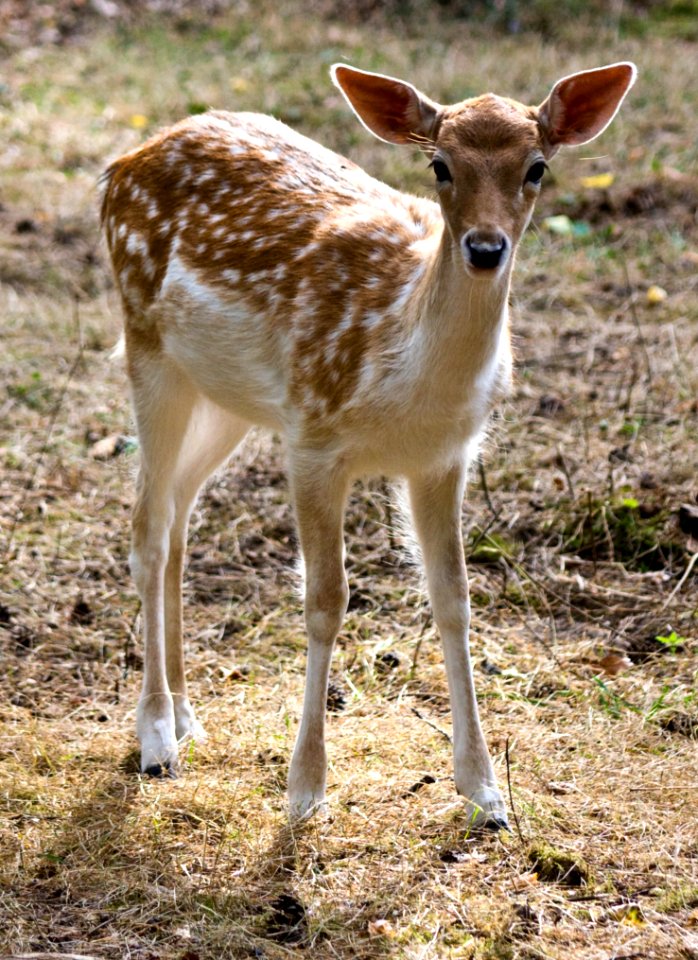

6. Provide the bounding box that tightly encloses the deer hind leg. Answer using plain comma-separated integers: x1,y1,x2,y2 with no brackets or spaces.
163,399,250,744
408,459,508,829
287,452,350,819
129,348,249,775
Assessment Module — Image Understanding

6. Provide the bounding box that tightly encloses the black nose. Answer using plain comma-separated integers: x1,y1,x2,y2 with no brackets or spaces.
464,231,509,270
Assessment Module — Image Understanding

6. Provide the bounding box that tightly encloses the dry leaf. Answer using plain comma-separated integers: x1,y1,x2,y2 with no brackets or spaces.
606,902,646,927
544,214,573,235
368,919,397,938
598,652,632,676
580,172,615,189
547,780,578,795
646,285,667,304
88,434,124,460
88,434,128,460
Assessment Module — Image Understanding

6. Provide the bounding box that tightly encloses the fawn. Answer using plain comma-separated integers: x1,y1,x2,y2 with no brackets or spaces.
101,60,636,828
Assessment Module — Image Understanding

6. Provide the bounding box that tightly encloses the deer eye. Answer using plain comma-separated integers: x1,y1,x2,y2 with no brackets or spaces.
431,159,452,184
525,161,547,186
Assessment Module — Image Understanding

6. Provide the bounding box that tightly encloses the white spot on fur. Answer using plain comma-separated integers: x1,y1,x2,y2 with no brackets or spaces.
126,232,148,258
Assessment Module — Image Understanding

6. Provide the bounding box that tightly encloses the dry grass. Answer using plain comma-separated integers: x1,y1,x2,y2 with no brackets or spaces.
1,6,697,959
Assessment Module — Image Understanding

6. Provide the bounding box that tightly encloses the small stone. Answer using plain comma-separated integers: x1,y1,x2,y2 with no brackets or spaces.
536,394,565,418
375,651,401,673
678,503,698,538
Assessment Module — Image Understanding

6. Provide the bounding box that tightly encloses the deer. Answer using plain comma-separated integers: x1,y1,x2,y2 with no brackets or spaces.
101,60,636,829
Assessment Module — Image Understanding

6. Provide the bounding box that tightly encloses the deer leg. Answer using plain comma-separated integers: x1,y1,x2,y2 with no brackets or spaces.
287,454,350,818
129,358,197,777
408,460,508,829
163,400,250,742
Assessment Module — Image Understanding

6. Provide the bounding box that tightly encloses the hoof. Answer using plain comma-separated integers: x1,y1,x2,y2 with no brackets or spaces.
483,815,510,832
173,698,207,744
143,761,178,779
288,797,329,823
458,783,509,829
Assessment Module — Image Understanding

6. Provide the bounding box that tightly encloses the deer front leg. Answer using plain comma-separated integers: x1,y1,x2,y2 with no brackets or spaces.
287,455,350,819
408,460,508,829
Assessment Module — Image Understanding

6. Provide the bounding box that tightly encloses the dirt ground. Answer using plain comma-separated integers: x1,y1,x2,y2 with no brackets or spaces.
0,4,696,959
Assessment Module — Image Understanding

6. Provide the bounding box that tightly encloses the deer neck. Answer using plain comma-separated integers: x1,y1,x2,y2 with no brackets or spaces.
411,225,512,389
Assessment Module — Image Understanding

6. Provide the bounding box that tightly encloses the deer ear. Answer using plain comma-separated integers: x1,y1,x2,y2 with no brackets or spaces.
331,64,441,146
538,62,637,152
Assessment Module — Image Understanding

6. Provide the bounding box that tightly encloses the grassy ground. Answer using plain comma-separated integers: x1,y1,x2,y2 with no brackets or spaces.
1,5,697,959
